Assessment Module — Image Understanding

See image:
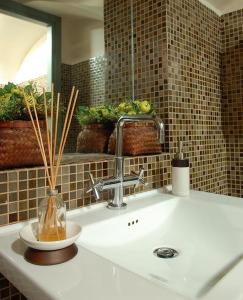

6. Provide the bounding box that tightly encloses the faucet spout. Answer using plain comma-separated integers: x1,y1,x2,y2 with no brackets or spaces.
154,116,165,144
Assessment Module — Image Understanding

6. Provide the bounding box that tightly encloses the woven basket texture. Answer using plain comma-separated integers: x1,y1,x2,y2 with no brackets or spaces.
76,124,113,153
108,121,162,156
0,120,47,169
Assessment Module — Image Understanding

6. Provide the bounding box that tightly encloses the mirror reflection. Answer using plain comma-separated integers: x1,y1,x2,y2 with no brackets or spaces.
0,0,112,170
59,0,106,153
0,0,162,170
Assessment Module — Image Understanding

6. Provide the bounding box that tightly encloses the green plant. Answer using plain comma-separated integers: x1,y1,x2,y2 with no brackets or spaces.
76,104,117,125
117,99,155,117
76,99,155,126
0,82,51,121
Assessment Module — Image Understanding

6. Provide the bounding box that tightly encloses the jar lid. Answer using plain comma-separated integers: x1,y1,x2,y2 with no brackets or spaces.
171,158,189,168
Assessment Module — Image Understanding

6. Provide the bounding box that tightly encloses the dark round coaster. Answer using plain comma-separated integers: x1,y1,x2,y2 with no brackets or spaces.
24,244,78,265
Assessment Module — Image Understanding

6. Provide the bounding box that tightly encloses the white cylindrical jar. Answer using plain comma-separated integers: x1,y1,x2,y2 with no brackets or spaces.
171,142,190,196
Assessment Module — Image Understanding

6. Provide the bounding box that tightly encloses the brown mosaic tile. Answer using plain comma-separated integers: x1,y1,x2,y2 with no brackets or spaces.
9,182,17,192
0,215,7,226
9,203,18,214
9,193,17,203
19,201,27,211
19,211,28,222
0,204,7,215
0,194,7,205
0,174,7,183
9,213,18,224
19,191,27,201
0,184,7,194
19,171,27,181
8,172,17,182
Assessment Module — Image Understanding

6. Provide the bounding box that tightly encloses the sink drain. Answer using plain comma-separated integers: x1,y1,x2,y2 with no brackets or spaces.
153,247,179,259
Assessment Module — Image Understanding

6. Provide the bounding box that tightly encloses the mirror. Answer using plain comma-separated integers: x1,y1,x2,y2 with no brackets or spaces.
0,0,132,169
60,0,134,157
59,0,106,153
0,0,62,170
0,0,133,170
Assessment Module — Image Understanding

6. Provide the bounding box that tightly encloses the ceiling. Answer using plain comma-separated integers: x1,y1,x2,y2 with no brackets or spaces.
199,0,243,15
13,0,243,19
14,0,104,21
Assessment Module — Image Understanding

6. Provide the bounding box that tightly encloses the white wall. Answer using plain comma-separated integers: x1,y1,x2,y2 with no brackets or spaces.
62,17,104,65
15,35,48,84
0,13,48,84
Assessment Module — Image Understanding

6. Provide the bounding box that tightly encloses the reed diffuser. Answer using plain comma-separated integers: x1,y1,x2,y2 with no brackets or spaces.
24,86,79,242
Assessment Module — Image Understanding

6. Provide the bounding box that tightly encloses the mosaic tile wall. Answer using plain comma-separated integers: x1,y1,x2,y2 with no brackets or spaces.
165,0,228,194
133,0,169,134
0,273,26,300
0,154,170,227
61,63,71,105
129,0,228,194
104,0,133,103
221,9,243,197
104,0,228,194
61,56,106,152
71,56,106,107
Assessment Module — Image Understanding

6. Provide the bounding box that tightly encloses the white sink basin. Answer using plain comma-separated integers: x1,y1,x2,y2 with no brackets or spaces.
77,190,243,299
1,189,243,300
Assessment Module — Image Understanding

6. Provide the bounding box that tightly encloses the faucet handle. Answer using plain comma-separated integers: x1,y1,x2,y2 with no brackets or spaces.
86,172,102,201
137,168,145,187
132,168,145,189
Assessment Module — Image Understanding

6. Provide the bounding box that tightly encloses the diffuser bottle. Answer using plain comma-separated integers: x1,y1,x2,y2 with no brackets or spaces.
38,189,66,242
171,141,190,196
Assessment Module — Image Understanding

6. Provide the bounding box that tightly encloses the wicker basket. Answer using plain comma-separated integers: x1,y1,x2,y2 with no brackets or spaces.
76,124,114,153
0,120,47,170
108,121,162,156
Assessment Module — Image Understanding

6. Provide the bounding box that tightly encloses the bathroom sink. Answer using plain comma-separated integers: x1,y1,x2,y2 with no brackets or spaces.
1,189,243,300
77,190,243,299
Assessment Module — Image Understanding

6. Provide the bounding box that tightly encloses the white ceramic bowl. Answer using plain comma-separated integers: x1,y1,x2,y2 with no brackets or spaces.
19,221,82,251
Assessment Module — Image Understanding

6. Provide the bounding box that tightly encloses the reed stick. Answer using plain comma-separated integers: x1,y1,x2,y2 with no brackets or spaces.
31,94,53,188
53,86,75,184
50,85,54,176
55,90,79,176
53,93,60,163
24,95,52,188
43,91,53,187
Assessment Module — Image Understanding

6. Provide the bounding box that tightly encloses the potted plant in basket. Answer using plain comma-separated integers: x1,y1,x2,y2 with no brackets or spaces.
107,99,162,156
76,104,116,153
76,99,162,156
0,82,50,169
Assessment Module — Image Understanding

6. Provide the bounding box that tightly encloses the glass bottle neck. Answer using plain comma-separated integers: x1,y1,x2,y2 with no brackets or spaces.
48,189,58,196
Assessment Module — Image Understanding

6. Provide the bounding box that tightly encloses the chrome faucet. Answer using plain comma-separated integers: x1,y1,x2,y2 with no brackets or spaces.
87,115,165,209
